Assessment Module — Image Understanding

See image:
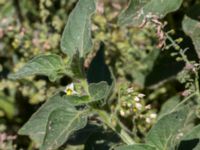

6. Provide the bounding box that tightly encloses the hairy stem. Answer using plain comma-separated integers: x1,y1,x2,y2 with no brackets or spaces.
171,92,197,112
96,109,135,145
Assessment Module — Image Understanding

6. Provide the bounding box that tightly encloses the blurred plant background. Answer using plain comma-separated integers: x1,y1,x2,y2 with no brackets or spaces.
0,0,200,149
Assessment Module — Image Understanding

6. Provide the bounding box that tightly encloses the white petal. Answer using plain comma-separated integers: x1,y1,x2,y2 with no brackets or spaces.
135,102,142,110
150,113,157,119
66,83,74,90
138,93,145,98
134,97,140,102
145,117,151,123
127,87,134,93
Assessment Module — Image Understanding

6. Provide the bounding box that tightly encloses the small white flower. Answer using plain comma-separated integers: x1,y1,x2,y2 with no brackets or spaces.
138,93,145,98
135,102,142,110
127,87,134,93
127,103,132,107
134,96,140,102
176,132,184,140
64,83,77,95
145,117,151,123
145,105,151,109
150,113,157,119
120,110,125,116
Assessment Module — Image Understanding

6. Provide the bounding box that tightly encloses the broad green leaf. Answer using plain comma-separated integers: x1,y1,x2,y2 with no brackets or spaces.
178,124,200,150
182,16,200,58
41,107,88,150
182,124,200,140
180,123,200,147
63,95,91,105
18,94,74,146
89,81,109,101
158,95,180,119
115,144,156,150
118,0,149,26
146,108,188,150
70,51,85,78
9,54,66,81
60,0,96,58
118,0,183,26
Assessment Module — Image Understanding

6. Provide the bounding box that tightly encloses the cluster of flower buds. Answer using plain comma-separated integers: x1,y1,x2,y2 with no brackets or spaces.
119,87,145,117
118,87,157,127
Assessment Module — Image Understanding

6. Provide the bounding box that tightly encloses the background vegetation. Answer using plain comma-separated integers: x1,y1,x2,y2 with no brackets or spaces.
0,0,200,149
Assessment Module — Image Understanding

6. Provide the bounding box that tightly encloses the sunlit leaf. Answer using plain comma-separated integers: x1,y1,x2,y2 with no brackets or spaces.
118,0,183,27
89,81,109,101
18,94,75,146
146,108,188,149
61,0,96,58
41,106,88,150
9,54,66,81
183,16,200,58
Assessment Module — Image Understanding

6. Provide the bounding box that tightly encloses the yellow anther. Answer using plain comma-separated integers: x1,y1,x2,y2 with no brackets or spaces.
66,88,73,95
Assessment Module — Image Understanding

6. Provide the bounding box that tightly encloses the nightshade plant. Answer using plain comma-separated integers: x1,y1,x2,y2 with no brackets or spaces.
9,0,200,150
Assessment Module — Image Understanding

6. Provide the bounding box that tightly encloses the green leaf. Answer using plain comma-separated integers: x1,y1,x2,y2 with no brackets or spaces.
146,108,189,150
182,16,200,58
118,0,183,26
178,124,200,150
9,54,66,82
89,81,109,101
70,51,85,78
18,94,74,146
158,95,180,119
60,0,96,58
115,144,156,150
41,107,88,150
182,124,200,140
63,95,91,105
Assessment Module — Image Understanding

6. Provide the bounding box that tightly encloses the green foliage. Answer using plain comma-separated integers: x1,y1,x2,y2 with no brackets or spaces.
183,16,200,58
9,54,66,81
115,144,156,150
118,0,183,26
1,0,200,149
42,106,88,150
60,0,96,58
18,94,71,146
88,81,109,101
158,95,180,119
146,108,188,149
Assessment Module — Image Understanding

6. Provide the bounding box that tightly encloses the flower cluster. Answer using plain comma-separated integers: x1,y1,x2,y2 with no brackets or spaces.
118,87,146,117
114,86,157,135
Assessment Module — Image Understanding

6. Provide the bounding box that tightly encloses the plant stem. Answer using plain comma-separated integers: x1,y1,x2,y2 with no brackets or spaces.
171,92,197,112
166,33,200,103
194,71,200,102
96,109,135,145
81,79,89,95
